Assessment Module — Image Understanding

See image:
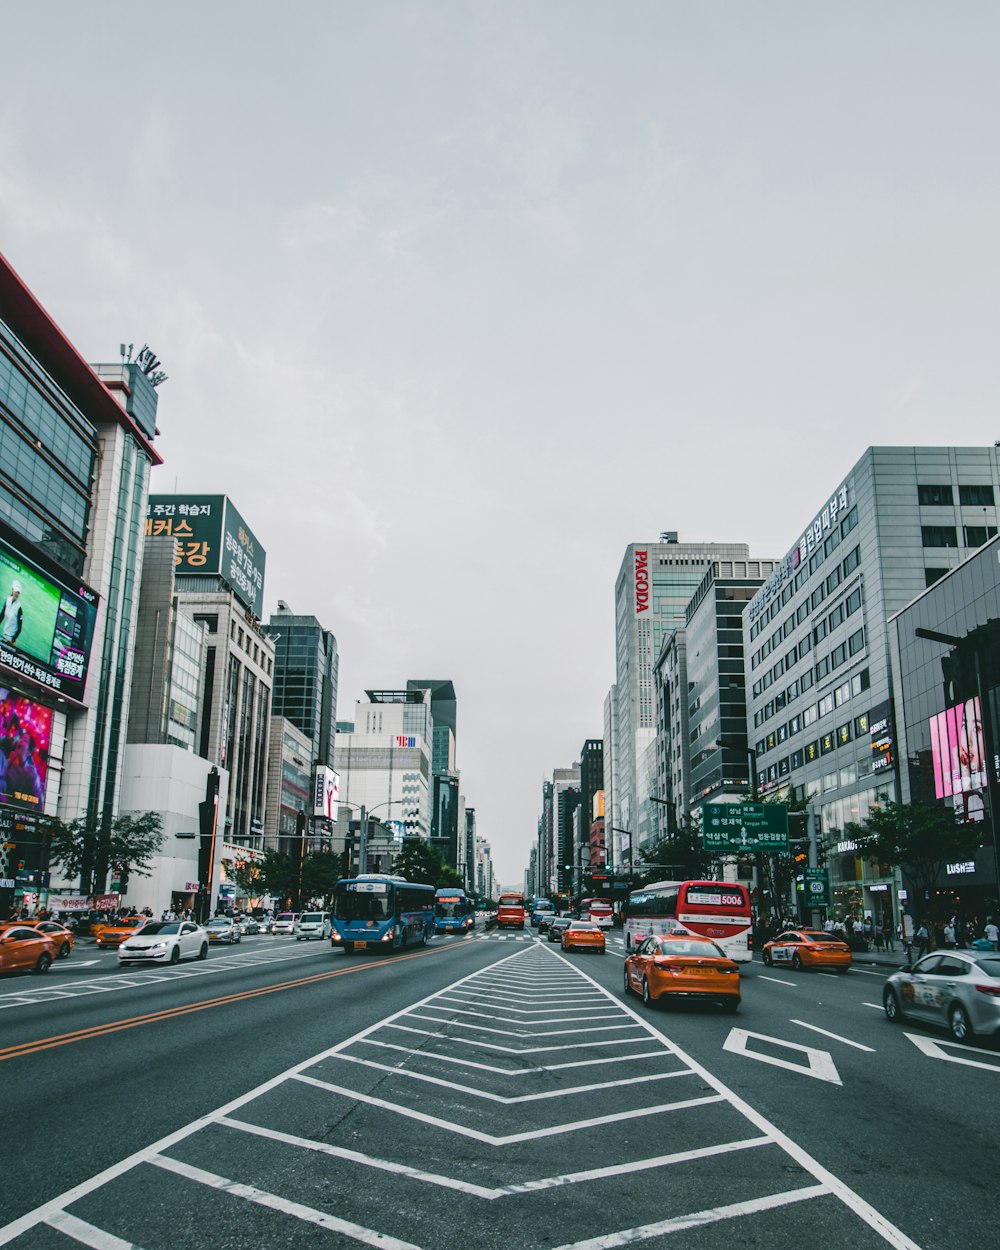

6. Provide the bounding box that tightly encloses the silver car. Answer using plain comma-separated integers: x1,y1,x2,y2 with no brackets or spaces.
883,950,1000,1043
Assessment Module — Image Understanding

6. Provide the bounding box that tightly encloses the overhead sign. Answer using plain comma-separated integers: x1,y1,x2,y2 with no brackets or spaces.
702,802,790,852
0,525,99,702
146,495,266,617
803,867,830,906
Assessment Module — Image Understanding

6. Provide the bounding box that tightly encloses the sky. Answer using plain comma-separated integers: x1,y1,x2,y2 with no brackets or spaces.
2,2,999,886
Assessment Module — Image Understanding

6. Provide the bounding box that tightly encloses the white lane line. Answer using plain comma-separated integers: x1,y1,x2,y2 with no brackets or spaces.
561,951,922,1250
150,1154,421,1250
0,944,532,1247
45,1211,143,1249
359,1039,667,1075
385,1022,652,1054
550,1185,829,1250
863,1002,885,1010
331,1052,692,1102
791,1019,876,1052
292,1073,722,1144
408,1012,640,1038
757,974,797,986
219,1115,771,1200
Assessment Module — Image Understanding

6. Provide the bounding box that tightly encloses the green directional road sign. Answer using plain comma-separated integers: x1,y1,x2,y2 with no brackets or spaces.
803,867,830,906
702,802,790,852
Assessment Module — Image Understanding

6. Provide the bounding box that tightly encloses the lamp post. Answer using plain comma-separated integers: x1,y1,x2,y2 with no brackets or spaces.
337,800,400,875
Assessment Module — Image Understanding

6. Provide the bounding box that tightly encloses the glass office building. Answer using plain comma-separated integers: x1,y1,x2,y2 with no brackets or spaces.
745,445,1000,926
890,536,1000,916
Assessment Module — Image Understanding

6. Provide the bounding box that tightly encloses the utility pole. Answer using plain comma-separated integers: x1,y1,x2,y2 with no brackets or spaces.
358,805,368,875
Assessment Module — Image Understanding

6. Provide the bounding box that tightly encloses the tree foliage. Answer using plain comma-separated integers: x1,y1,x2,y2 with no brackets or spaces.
221,857,264,907
847,799,985,906
44,811,164,895
635,820,721,886
392,839,462,888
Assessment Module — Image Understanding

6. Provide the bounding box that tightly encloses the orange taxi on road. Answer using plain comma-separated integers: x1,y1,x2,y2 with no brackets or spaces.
561,921,606,953
19,920,75,959
762,929,852,972
624,934,740,1011
0,923,59,975
94,916,148,948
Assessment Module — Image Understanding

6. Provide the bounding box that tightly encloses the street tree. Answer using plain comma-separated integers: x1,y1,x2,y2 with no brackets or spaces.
635,820,720,886
301,850,344,906
221,857,264,908
256,849,300,907
847,799,985,910
44,811,164,896
393,839,452,887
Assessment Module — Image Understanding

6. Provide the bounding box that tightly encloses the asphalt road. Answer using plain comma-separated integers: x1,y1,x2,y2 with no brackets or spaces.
2,930,998,1249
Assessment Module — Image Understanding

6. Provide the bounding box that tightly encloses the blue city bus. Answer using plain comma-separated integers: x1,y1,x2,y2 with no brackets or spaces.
434,887,476,934
331,875,435,953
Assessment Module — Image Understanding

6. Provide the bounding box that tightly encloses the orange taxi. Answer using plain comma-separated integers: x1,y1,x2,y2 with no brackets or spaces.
624,934,740,1011
19,920,75,959
94,916,148,948
762,929,852,972
561,921,606,953
0,923,59,975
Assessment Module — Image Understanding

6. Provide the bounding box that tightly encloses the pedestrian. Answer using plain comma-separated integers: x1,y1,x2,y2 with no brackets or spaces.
985,917,1000,951
943,919,956,948
874,920,884,951
883,920,894,952
915,921,930,958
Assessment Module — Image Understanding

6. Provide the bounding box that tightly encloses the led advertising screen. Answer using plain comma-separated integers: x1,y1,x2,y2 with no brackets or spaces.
0,687,54,812
930,697,987,800
146,494,266,617
313,766,341,819
0,532,99,702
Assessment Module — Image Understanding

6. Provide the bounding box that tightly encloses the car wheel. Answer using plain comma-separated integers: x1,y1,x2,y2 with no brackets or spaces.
198,944,208,961
35,951,52,974
721,999,740,1013
883,987,903,1023
169,945,180,965
792,952,803,971
949,1002,974,1044
623,966,631,995
762,950,772,967
59,942,70,959
641,977,653,1007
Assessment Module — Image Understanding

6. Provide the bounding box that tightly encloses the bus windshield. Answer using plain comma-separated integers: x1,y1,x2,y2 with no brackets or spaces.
332,885,393,923
435,898,466,918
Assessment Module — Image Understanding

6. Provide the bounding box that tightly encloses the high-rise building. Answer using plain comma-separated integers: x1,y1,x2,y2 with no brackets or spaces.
0,254,163,911
612,534,751,862
407,679,461,869
744,445,1000,925
267,601,339,773
578,739,604,869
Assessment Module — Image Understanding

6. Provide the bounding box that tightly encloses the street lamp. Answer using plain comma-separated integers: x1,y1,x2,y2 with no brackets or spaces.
336,800,400,875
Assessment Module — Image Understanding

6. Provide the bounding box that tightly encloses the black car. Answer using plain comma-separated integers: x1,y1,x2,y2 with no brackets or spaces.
548,915,573,943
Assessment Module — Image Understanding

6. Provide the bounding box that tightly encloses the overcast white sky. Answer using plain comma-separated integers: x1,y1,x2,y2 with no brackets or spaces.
3,3,999,885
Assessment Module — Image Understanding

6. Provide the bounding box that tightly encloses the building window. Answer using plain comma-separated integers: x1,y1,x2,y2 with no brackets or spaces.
790,749,804,770
963,525,997,547
846,588,862,615
851,668,870,695
811,586,825,611
924,567,948,587
813,619,827,644
800,669,814,691
824,528,841,558
854,711,870,735
803,703,818,727
834,680,851,707
818,693,834,716
826,566,842,593
809,550,824,575
848,628,865,655
789,713,801,734
840,506,858,537
837,722,853,746
918,483,954,506
842,545,860,575
922,526,958,548
815,656,830,680
796,602,809,624
959,483,994,506
830,642,847,669
828,603,845,630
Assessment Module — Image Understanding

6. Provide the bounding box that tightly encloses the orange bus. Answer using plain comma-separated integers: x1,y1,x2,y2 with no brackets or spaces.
497,891,526,929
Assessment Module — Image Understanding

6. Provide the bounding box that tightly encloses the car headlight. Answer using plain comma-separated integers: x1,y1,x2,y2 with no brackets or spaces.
148,942,168,951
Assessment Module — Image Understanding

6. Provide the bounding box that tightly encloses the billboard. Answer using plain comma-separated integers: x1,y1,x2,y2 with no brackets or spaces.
0,687,54,812
930,697,986,802
0,530,99,702
146,495,266,617
313,766,341,819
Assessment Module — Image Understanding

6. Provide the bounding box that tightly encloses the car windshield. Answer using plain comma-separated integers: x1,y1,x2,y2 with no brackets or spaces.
276,914,296,922
206,920,231,928
804,933,843,943
301,914,323,923
134,923,180,936
570,922,598,930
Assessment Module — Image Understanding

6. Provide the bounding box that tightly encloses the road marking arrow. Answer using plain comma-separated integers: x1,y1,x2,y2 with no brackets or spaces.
904,1032,1000,1073
723,1028,841,1084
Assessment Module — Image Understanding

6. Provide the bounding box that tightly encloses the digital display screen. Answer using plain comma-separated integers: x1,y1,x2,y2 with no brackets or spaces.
0,533,98,702
930,697,986,799
0,687,53,812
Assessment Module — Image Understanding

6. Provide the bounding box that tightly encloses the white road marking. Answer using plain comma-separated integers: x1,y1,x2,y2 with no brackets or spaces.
863,1002,885,1009
151,1155,422,1250
549,1186,829,1250
45,1211,142,1249
905,1032,1000,1072
791,1019,876,1052
758,974,797,986
723,1028,841,1085
360,1039,666,1075
293,1072,723,1143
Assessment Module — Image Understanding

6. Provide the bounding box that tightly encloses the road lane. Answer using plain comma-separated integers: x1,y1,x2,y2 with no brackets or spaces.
3,941,925,1250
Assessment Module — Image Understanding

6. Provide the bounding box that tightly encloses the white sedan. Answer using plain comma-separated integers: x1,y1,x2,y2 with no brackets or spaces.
118,921,209,966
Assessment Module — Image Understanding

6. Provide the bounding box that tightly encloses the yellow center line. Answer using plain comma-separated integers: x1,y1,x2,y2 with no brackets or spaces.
0,944,462,1061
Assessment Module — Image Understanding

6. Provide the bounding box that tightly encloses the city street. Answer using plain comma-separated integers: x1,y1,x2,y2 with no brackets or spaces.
3,932,998,1248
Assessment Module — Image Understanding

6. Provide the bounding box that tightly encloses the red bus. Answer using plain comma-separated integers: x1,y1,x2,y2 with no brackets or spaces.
497,892,526,929
622,880,752,962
